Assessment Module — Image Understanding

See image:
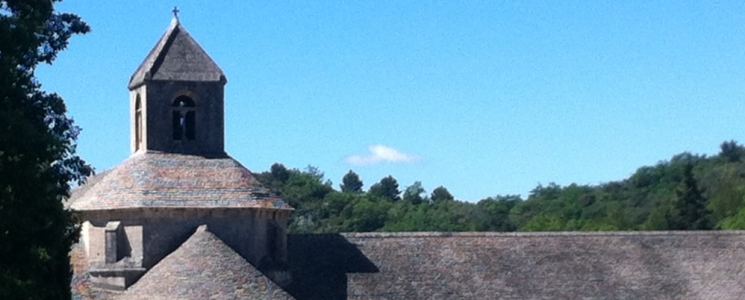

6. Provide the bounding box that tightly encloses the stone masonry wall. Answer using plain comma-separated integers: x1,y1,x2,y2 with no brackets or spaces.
80,207,289,269
130,80,225,156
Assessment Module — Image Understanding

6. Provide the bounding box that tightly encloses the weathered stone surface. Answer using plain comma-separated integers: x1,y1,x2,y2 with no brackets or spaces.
70,15,293,300
71,244,119,300
120,225,294,300
128,17,224,89
73,225,745,300
287,231,745,300
80,208,288,270
129,81,228,156
67,153,290,210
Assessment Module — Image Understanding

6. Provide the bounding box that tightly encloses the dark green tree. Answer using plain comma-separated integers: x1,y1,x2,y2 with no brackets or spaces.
719,140,743,163
340,170,363,193
476,195,520,231
0,1,91,299
720,196,745,230
255,163,290,192
670,163,712,230
430,186,455,202
257,165,334,232
403,181,427,205
270,163,291,183
338,195,392,232
369,175,401,201
281,166,333,204
520,214,567,232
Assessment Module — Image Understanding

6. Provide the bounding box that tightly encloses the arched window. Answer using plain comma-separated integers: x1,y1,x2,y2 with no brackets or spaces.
172,96,195,141
135,96,142,150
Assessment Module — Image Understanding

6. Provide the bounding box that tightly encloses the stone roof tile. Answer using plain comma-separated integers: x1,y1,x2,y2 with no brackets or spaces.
128,17,225,89
288,231,745,300
121,225,294,300
68,153,290,210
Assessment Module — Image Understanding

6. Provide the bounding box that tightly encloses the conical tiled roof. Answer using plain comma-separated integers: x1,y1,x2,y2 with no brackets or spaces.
128,17,225,89
121,225,295,300
68,153,290,210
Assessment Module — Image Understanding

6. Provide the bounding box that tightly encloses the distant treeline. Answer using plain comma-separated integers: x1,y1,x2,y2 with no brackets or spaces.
256,140,745,233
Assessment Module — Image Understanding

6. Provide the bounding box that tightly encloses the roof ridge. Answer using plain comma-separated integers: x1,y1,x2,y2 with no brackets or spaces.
128,19,225,89
123,225,294,299
146,24,181,81
337,230,745,238
127,22,176,88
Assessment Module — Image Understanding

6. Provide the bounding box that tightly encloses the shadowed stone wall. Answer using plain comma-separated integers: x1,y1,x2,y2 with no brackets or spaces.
130,80,225,156
80,207,289,269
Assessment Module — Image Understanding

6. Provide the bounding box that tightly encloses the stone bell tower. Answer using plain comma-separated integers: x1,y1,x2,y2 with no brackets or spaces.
68,14,293,293
127,15,227,157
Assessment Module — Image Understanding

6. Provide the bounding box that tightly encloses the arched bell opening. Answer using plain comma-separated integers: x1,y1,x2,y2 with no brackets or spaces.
171,96,196,141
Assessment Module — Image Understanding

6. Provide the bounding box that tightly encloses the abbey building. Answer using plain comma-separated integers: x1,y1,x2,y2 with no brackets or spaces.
70,16,745,300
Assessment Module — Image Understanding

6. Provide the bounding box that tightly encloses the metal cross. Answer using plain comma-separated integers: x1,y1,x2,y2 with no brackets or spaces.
172,6,180,18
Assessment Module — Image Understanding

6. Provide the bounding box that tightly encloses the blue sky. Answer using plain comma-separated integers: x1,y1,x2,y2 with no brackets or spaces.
37,1,745,201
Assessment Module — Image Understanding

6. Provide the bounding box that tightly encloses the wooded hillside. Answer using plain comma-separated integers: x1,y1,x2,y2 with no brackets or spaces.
257,141,745,233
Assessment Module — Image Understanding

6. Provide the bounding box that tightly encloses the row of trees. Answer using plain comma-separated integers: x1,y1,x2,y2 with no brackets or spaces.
257,141,745,234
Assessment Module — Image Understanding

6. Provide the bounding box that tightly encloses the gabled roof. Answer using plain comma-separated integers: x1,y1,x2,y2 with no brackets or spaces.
128,17,225,89
121,225,295,300
67,153,291,210
287,231,745,300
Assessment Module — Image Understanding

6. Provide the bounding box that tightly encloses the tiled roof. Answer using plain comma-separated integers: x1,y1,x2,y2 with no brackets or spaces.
128,17,225,89
68,153,290,210
287,231,745,300
120,225,295,300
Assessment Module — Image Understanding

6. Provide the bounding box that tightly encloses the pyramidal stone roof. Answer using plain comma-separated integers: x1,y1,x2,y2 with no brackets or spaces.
68,153,290,210
128,16,225,89
121,225,295,300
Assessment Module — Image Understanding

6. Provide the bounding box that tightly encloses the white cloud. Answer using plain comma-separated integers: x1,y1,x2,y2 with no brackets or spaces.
344,144,419,166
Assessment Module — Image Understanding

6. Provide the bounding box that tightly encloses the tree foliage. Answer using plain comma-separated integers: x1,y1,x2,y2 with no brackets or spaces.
340,170,363,193
430,186,454,203
670,163,712,230
256,140,745,234
402,181,427,205
368,175,401,201
719,140,744,163
0,1,90,298
476,195,519,231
